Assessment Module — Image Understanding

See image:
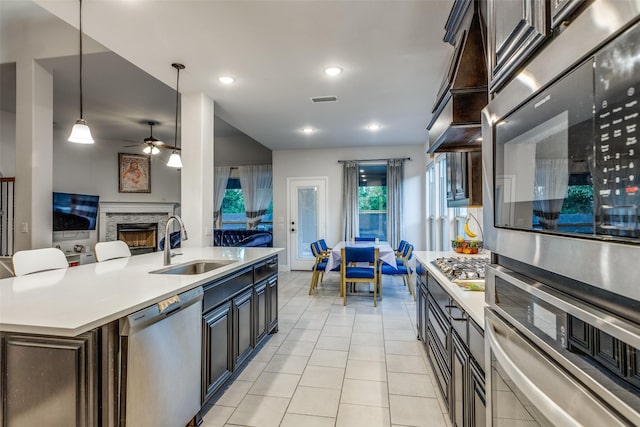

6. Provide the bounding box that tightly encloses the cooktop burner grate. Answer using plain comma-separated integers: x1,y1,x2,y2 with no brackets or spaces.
432,256,489,280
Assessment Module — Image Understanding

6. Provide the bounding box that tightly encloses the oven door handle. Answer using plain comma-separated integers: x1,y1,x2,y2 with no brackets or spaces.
486,313,630,427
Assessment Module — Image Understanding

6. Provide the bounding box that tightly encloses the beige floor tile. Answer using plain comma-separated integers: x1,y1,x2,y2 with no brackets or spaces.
264,354,309,375
276,339,316,357
386,354,428,374
299,365,345,389
287,327,322,342
280,413,335,427
308,348,349,368
251,344,278,362
215,380,254,407
316,335,351,351
324,315,355,327
201,405,234,427
353,322,384,333
349,344,386,362
383,318,414,330
351,331,384,346
288,386,341,417
248,371,301,398
389,395,448,427
321,325,353,338
385,340,423,356
383,328,419,341
336,403,391,427
265,331,288,346
340,378,389,407
387,372,437,398
237,360,268,382
226,394,290,427
345,359,387,382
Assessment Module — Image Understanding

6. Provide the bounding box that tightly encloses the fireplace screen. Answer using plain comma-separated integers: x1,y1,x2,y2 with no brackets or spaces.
117,223,158,254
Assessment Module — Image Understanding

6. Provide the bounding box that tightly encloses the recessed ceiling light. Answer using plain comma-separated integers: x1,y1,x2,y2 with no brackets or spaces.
324,66,343,76
218,76,235,85
303,127,314,134
367,123,381,131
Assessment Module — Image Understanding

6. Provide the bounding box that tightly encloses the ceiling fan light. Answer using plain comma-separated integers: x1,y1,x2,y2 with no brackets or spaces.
151,146,160,155
167,152,183,168
143,145,152,154
68,119,94,144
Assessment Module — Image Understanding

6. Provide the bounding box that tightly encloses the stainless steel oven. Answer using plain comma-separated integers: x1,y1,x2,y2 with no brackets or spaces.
485,265,640,426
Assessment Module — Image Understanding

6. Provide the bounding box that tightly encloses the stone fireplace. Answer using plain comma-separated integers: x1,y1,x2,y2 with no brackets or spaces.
99,202,177,252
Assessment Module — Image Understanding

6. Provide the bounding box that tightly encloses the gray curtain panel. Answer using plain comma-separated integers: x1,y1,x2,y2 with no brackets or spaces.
387,158,404,248
239,165,273,229
342,161,359,240
213,166,231,229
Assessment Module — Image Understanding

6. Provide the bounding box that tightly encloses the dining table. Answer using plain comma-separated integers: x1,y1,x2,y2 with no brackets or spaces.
325,240,398,272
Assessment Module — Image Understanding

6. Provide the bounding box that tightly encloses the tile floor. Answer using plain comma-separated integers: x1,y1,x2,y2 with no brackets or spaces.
200,270,451,427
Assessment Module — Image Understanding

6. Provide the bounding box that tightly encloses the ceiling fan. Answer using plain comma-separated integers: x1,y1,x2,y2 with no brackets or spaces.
124,121,180,154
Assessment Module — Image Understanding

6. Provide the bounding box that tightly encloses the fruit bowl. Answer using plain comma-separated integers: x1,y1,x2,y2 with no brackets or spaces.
451,240,483,254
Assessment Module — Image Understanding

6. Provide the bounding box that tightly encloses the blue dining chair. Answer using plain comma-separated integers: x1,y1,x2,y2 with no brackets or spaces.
318,239,332,254
340,246,380,306
380,243,415,300
395,240,408,257
309,241,337,294
354,236,376,242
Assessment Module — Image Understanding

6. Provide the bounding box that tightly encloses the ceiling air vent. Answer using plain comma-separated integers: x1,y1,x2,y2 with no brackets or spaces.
311,96,338,103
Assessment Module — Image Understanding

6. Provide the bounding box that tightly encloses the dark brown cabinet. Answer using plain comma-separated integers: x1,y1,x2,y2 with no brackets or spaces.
488,0,548,92
202,302,232,402
446,152,482,207
201,255,279,405
416,260,486,427
0,330,99,427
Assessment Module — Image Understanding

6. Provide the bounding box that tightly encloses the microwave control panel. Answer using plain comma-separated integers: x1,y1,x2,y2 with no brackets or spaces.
594,21,640,238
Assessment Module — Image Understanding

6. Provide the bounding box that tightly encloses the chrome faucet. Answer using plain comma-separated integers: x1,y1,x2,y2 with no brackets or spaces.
163,215,188,266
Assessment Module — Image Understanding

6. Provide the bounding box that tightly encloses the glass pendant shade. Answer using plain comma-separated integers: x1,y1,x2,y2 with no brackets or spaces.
152,146,160,155
167,152,183,168
143,145,151,154
143,145,160,155
68,119,94,144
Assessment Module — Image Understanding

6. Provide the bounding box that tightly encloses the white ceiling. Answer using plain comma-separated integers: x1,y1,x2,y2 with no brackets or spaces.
3,0,454,151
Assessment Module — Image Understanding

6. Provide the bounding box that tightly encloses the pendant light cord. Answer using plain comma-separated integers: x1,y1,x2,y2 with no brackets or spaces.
174,66,179,151
79,0,84,120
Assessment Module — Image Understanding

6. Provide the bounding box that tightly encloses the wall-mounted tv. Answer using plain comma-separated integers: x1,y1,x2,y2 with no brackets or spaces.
53,192,100,231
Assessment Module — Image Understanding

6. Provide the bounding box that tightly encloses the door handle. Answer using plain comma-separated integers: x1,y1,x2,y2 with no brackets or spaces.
291,228,296,232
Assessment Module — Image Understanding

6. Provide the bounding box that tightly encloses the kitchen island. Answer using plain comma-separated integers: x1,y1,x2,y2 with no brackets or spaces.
413,251,488,427
0,246,282,427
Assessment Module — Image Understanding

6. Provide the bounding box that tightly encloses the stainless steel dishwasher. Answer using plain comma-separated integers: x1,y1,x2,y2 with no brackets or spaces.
119,286,203,427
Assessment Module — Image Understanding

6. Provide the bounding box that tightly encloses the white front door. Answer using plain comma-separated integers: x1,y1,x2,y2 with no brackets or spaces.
288,177,327,271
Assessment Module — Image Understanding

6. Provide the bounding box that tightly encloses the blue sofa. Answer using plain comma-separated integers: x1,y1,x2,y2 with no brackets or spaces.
213,229,273,247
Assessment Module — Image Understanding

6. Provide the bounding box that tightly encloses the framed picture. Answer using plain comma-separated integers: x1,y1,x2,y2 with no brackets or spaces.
119,153,151,193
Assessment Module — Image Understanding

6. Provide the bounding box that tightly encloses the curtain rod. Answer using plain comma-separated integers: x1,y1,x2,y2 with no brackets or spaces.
337,157,411,164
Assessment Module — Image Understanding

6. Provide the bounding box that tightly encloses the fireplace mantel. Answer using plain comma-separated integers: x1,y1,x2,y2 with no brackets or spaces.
99,202,178,242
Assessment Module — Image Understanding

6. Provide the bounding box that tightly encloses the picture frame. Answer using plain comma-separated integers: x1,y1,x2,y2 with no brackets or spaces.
118,153,151,193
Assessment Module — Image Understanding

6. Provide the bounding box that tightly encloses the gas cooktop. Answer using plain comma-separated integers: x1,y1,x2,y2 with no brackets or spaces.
432,256,489,281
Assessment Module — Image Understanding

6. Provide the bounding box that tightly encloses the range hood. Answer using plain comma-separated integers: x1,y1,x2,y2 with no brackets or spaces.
427,9,488,153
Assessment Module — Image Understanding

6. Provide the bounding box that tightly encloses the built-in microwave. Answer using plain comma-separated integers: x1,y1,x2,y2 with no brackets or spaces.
493,21,640,243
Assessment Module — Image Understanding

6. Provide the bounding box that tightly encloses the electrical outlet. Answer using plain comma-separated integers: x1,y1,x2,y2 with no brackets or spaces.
21,222,28,233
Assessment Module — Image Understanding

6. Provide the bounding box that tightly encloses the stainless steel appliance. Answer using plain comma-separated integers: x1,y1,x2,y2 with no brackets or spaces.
486,265,640,426
433,256,489,280
483,2,640,303
119,286,203,427
483,2,640,426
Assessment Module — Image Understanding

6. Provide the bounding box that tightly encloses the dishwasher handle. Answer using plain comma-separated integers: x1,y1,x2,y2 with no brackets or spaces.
120,286,203,336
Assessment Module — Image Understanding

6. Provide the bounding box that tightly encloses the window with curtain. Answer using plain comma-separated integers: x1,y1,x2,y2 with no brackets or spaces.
358,163,387,240
221,177,273,230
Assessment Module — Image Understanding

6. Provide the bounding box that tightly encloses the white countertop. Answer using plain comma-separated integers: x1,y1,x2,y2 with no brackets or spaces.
0,247,283,337
413,251,488,329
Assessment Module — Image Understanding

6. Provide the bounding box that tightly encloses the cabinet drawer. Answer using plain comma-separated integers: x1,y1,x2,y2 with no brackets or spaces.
469,318,485,372
427,329,450,404
428,298,450,357
428,275,451,314
449,300,468,344
254,256,278,283
203,267,253,313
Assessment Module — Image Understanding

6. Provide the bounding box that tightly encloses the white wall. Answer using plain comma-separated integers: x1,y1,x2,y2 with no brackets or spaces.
215,135,272,166
273,145,426,269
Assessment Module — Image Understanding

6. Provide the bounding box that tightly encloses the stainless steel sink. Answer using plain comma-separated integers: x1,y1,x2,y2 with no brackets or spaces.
150,259,237,275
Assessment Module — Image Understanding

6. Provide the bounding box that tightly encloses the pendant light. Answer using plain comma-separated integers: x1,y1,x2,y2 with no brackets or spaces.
167,63,185,168
68,0,94,144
